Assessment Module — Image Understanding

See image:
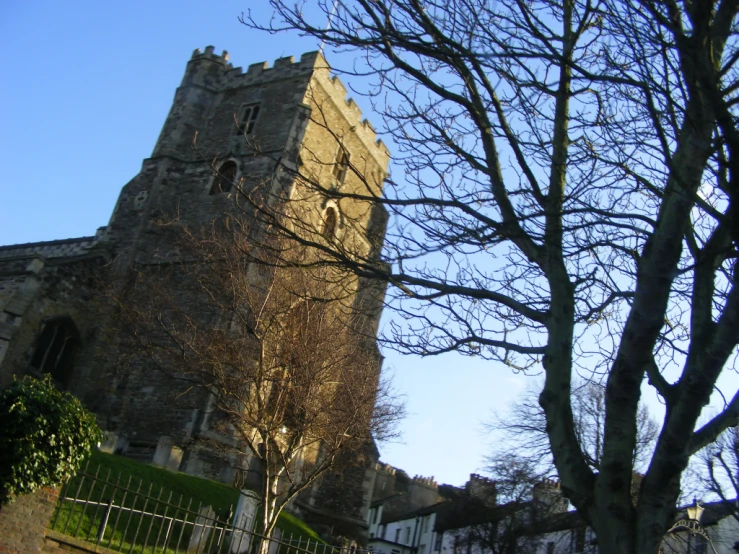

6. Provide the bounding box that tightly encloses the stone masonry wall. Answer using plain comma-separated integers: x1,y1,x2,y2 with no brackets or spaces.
0,487,59,554
0,254,109,392
0,237,98,260
93,50,389,477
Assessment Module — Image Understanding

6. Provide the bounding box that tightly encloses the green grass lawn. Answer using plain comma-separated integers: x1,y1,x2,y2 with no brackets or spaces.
50,450,324,553
277,511,324,543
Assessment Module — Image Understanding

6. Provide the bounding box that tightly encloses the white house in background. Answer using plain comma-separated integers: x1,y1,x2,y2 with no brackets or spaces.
366,464,739,553
437,501,739,554
368,474,497,554
368,503,444,554
524,499,739,554
434,481,578,554
368,468,443,542
660,500,739,554
503,511,596,553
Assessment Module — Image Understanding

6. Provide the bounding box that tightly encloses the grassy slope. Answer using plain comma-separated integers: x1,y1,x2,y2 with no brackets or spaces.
82,451,239,516
61,450,323,541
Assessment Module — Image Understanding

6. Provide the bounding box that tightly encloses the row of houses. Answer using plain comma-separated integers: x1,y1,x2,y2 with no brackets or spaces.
365,468,739,554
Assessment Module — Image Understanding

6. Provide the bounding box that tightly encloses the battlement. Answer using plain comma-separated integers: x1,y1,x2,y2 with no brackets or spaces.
190,45,231,66
187,47,321,85
312,70,389,158
183,47,388,157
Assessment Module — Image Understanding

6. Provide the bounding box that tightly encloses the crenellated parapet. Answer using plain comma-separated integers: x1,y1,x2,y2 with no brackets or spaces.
184,48,318,89
190,45,231,65
468,473,495,485
180,48,388,160
308,60,389,161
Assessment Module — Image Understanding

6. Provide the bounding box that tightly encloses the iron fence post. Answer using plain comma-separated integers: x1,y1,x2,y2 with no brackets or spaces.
97,497,114,543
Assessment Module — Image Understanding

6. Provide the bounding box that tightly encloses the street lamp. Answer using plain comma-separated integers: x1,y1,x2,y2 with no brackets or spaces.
664,498,716,554
686,498,704,524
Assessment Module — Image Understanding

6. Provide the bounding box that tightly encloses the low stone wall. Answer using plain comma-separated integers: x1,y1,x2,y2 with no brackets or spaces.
0,487,59,553
42,530,120,553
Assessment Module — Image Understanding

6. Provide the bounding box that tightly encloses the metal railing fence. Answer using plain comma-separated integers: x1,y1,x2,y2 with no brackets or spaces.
49,458,372,554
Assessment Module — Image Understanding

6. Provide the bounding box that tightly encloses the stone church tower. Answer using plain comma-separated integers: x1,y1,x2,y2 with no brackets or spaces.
0,47,390,542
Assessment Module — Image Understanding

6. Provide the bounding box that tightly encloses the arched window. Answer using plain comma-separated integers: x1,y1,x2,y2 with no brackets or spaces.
210,161,238,195
322,207,338,240
30,318,80,387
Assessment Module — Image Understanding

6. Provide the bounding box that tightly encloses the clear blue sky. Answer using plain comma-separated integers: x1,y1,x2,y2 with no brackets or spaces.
0,0,533,487
10,1,733,490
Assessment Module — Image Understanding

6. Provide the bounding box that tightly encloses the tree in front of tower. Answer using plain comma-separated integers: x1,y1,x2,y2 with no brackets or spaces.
109,218,404,550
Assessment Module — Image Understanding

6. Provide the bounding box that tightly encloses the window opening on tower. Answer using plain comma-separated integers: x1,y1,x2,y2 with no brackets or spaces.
322,207,338,240
235,104,261,136
332,148,349,187
210,161,238,195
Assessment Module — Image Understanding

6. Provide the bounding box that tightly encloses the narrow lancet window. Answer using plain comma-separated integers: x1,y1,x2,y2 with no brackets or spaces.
332,148,349,187
322,207,338,240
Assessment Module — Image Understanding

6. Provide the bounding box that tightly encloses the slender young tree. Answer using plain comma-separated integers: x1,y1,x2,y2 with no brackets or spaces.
111,220,404,550
238,1,739,551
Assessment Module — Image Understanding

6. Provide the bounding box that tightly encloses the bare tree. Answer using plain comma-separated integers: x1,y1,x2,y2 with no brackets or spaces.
111,220,404,551
235,0,739,551
488,380,660,474
468,454,554,554
444,454,584,554
695,427,739,524
456,380,657,551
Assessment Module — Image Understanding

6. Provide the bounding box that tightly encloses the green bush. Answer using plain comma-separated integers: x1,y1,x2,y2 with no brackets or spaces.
0,376,102,505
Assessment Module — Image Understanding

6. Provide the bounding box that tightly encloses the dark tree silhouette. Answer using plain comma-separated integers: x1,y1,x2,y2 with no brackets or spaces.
239,1,739,551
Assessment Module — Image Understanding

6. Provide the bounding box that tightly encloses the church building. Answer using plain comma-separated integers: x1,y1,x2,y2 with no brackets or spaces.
0,47,390,543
